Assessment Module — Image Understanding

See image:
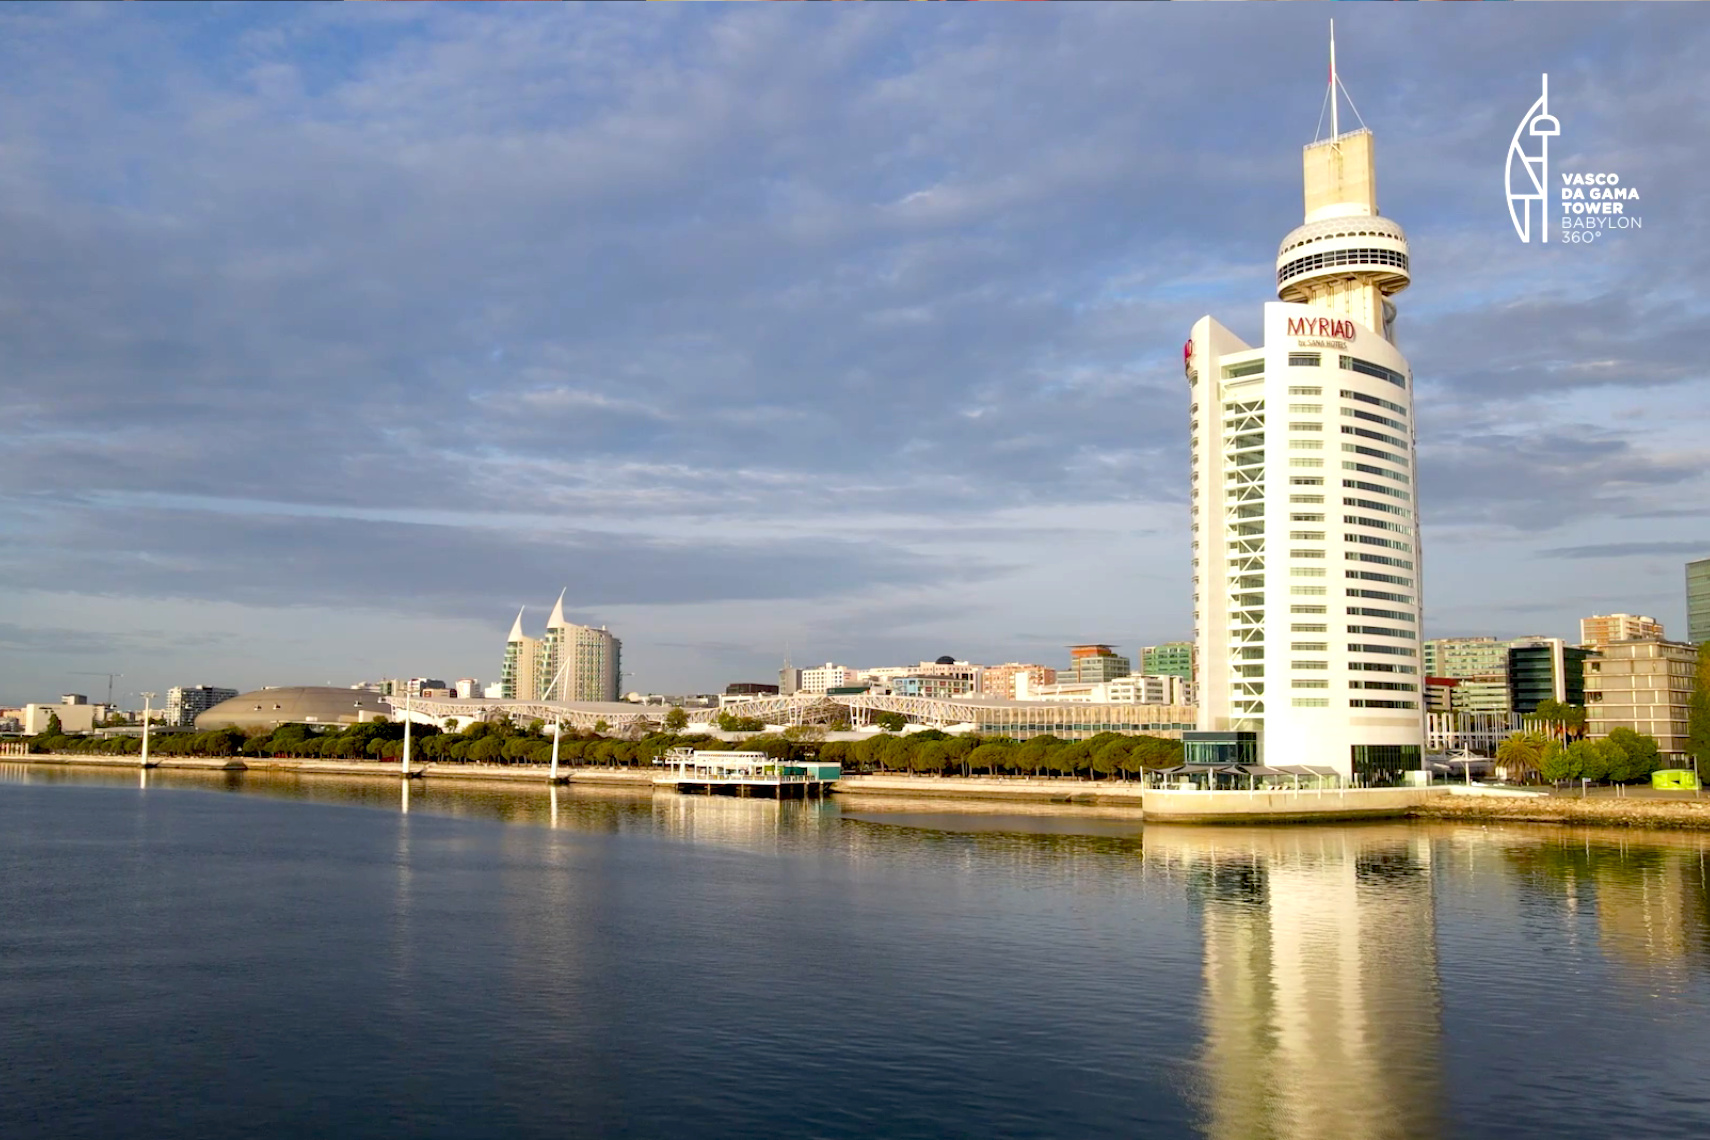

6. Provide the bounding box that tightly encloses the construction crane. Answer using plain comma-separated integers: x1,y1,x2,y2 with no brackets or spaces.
71,672,124,707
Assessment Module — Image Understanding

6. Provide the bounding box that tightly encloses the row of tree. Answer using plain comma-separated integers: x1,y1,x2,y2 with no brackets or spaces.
1496,727,1666,785
1693,642,1710,768
1527,699,1589,741
28,712,1184,779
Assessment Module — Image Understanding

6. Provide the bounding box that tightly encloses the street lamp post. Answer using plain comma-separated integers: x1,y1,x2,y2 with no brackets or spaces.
139,692,156,768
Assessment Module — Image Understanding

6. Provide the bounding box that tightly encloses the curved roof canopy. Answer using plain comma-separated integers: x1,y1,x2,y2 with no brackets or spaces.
196,686,386,731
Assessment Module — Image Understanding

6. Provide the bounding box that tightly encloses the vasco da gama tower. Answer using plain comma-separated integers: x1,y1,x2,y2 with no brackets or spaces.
1184,57,1423,782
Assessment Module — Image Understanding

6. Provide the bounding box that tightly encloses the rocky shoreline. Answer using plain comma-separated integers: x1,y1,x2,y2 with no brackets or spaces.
1411,793,1710,831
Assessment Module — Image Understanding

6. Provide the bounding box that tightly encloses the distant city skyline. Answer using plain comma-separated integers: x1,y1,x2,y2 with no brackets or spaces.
1,5,1707,703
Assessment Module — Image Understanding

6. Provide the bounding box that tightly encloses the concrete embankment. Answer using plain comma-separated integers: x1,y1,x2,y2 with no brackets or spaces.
11,754,656,787
832,774,1145,806
1144,786,1432,823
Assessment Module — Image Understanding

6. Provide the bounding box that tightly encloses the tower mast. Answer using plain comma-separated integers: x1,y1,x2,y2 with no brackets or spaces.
1329,20,1338,141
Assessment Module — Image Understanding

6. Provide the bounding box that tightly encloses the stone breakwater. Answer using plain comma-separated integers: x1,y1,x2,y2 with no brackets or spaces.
1411,794,1710,831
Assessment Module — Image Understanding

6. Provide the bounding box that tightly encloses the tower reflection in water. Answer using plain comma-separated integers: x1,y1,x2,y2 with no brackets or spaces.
1148,826,1442,1140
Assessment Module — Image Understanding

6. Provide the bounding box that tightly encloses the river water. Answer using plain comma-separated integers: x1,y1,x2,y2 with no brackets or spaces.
3,765,1709,1139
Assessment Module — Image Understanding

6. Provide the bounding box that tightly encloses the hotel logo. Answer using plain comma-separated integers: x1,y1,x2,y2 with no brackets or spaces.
1286,317,1356,341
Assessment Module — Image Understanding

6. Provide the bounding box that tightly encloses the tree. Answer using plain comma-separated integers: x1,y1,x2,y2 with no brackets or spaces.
1092,740,1129,781
1690,641,1710,775
873,712,907,732
36,711,63,740
1563,739,1610,784
1531,699,1566,739
1055,741,1092,778
593,719,610,735
468,737,505,764
1496,730,1549,784
1604,727,1661,783
913,741,951,775
1017,738,1051,778
663,706,689,733
968,742,1011,776
1535,740,1571,783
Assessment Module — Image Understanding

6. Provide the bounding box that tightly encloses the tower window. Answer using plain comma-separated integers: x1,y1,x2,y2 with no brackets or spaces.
1288,354,1321,367
1338,355,1408,389
1341,389,1408,417
1288,386,1322,396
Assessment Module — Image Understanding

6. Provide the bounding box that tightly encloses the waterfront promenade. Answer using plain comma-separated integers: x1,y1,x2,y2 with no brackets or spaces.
15,752,656,787
15,754,1710,830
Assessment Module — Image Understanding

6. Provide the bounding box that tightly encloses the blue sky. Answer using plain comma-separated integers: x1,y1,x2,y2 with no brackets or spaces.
1,2,1706,704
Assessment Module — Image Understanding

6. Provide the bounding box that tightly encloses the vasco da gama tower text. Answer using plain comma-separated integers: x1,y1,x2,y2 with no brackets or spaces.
1184,62,1423,781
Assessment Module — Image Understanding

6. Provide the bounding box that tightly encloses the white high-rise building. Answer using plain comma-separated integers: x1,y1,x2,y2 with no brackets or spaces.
167,685,239,728
500,608,539,701
1185,58,1423,781
500,594,622,702
536,590,622,703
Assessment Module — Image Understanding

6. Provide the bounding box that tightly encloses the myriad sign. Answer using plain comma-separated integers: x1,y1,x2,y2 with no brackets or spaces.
1286,316,1356,340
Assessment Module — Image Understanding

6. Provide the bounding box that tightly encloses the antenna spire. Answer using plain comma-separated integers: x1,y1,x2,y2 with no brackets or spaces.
1329,20,1339,140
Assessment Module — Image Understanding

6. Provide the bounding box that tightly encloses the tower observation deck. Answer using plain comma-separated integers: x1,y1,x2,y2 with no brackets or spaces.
1275,130,1411,343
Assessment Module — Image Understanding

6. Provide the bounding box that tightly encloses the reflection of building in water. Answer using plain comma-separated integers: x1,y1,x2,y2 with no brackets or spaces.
1498,834,1710,972
1149,826,1441,1140
651,793,838,856
1596,850,1695,969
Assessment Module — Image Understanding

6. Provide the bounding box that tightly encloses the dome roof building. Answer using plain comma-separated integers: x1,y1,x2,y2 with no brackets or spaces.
195,687,388,731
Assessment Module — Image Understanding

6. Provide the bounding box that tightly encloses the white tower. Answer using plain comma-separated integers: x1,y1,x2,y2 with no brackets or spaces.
537,590,622,703
500,608,539,701
1184,35,1423,780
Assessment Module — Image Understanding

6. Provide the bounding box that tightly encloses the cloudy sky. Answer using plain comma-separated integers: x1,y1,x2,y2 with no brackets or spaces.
1,2,1706,704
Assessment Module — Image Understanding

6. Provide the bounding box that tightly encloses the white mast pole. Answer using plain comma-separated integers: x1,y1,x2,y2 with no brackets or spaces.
401,688,412,776
550,716,561,782
1329,20,1339,141
139,692,155,768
